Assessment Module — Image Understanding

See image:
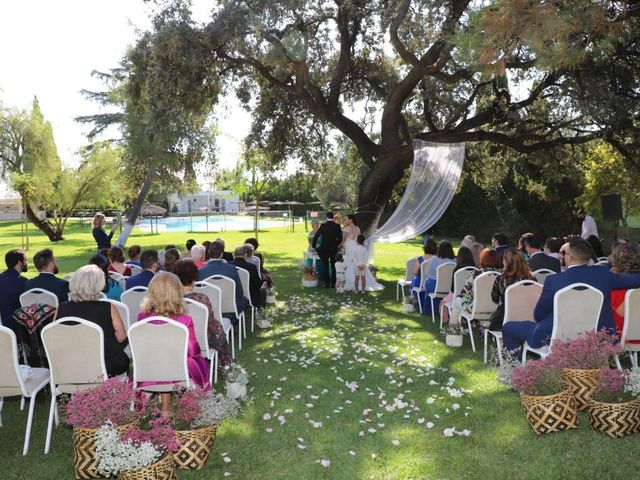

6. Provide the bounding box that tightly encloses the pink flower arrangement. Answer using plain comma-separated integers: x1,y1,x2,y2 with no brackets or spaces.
64,378,139,429
592,368,634,403
172,386,208,429
122,417,180,454
547,331,621,370
512,358,564,396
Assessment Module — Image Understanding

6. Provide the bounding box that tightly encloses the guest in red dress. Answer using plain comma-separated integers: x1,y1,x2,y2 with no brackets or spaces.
610,243,640,335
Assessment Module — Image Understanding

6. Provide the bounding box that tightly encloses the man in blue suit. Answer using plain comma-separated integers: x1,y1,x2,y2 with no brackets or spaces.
199,241,249,316
125,250,158,289
24,249,69,303
503,238,640,353
0,249,28,330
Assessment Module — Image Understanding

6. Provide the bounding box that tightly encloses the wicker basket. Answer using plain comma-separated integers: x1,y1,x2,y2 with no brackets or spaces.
73,422,137,479
119,454,177,480
520,389,579,435
173,424,218,470
588,398,640,438
562,368,600,411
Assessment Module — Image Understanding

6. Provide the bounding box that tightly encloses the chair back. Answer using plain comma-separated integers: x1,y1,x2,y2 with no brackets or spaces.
193,282,224,322
419,259,431,290
41,317,107,393
20,288,59,309
404,258,418,282
235,267,253,307
453,267,478,297
128,316,190,389
184,298,210,359
470,271,500,320
550,283,603,349
503,280,543,324
597,256,609,263
99,298,131,331
121,287,148,327
130,265,143,276
622,288,640,350
433,262,455,296
204,276,238,315
0,326,24,396
532,268,555,285
109,271,127,290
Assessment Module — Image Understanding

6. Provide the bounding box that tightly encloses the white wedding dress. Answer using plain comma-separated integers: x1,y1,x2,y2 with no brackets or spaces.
342,225,383,292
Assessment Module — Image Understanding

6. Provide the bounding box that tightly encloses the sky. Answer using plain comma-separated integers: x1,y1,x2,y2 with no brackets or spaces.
0,0,250,197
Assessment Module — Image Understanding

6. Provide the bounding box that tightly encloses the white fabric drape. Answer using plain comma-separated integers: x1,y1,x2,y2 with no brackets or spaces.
370,140,465,245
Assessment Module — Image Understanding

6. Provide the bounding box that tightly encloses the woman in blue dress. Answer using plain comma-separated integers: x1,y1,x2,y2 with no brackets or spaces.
411,239,438,299
420,240,456,315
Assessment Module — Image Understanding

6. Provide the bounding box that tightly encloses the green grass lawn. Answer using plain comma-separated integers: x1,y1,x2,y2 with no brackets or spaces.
1,220,639,479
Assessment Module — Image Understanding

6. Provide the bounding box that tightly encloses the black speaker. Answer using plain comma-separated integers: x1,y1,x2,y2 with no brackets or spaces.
601,194,623,221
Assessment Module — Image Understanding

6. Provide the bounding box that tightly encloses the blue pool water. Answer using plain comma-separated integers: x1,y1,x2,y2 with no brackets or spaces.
137,215,281,232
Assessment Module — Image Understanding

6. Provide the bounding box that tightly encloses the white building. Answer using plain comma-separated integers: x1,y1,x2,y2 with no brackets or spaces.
167,190,240,214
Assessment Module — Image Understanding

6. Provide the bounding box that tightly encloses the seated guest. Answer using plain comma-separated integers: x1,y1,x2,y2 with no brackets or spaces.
57,265,129,376
460,235,475,250
89,254,124,301
610,242,640,335
470,242,484,267
92,213,116,251
173,259,230,368
244,237,273,286
489,249,533,331
125,245,142,267
108,246,132,276
125,250,158,289
307,221,320,253
437,246,475,324
244,237,264,267
202,240,212,261
502,238,640,355
244,242,261,270
491,233,510,257
233,245,264,308
586,234,605,261
163,248,181,273
420,240,456,316
544,237,563,260
199,241,249,317
191,245,207,268
0,249,28,330
182,239,197,258
25,248,69,303
524,234,561,273
410,239,437,291
215,237,234,262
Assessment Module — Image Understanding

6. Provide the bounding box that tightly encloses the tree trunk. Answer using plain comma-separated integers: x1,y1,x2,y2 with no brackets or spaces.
355,147,412,237
115,164,157,247
23,199,64,241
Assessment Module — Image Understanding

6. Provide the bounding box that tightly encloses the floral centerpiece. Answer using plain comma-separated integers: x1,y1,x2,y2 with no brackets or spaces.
403,295,417,313
546,331,622,410
299,262,319,287
225,363,249,400
588,368,640,438
63,378,140,479
95,417,179,479
441,323,464,347
265,286,277,304
511,358,578,434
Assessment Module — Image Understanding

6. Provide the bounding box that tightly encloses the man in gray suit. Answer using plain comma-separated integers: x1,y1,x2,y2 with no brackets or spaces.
199,241,249,317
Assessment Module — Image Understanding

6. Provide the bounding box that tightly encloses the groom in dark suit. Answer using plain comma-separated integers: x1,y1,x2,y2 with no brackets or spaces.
312,211,343,288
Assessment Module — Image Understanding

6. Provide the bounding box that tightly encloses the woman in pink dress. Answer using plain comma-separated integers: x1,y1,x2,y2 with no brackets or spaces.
137,272,210,414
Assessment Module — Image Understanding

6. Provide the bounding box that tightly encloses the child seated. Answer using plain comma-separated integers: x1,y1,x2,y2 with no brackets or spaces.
334,253,346,292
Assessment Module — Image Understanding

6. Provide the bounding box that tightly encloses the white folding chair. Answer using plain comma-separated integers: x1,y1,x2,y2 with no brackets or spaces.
440,267,478,328
614,289,640,370
522,283,604,363
109,271,127,290
596,260,609,266
397,257,418,302
235,267,255,333
597,256,609,263
460,271,500,353
128,316,190,392
130,265,143,276
410,260,431,314
203,275,246,350
20,289,59,309
484,280,543,365
0,326,50,455
121,287,148,328
41,317,108,454
184,298,217,384
194,281,235,359
428,262,455,324
99,298,131,331
532,268,555,285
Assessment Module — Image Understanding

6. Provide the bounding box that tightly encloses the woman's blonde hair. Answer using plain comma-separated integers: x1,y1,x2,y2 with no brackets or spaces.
69,264,105,302
141,271,185,317
92,213,106,229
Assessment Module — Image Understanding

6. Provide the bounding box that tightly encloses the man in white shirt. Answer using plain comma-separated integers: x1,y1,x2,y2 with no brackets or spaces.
577,209,598,239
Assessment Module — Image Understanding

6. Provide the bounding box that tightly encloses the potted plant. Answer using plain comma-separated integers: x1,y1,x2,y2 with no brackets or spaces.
265,286,277,304
63,378,140,479
512,358,578,435
299,262,319,287
256,309,272,329
588,368,640,438
403,295,417,313
546,331,622,411
442,324,464,347
225,363,248,400
94,417,179,480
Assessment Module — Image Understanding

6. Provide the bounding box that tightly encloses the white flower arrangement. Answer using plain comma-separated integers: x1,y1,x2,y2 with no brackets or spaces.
624,367,640,397
94,422,161,476
225,363,248,386
192,393,241,428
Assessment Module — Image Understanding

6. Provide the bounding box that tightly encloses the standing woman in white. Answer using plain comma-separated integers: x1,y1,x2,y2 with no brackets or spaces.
577,208,599,239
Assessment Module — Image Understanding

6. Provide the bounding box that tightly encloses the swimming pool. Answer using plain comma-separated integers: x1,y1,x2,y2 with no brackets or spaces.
137,215,283,232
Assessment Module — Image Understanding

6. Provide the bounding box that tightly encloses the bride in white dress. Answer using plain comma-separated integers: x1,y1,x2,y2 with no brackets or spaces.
341,214,384,292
